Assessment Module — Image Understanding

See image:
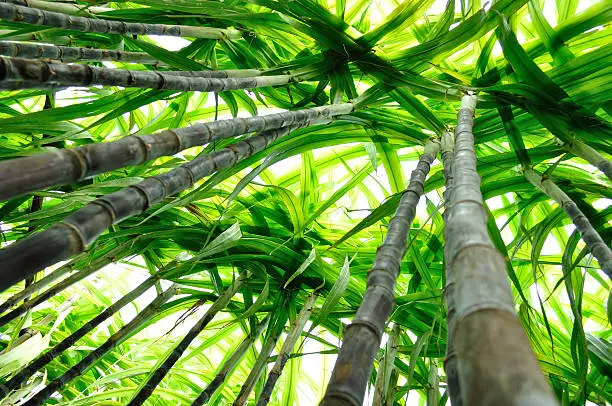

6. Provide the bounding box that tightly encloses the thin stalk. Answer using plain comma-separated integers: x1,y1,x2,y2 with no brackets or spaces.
0,2,242,39
0,40,163,64
0,276,158,398
0,57,288,92
440,130,462,406
372,324,400,406
0,103,353,201
320,139,441,406
0,240,141,321
21,284,177,406
524,168,612,278
427,359,439,406
0,122,346,291
126,272,247,406
256,293,317,406
233,309,289,406
446,95,557,405
190,315,271,406
558,138,612,181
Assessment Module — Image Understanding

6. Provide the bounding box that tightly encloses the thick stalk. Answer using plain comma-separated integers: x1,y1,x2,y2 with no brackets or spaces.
558,138,612,181
0,103,353,201
190,316,271,406
0,3,242,39
0,40,163,64
320,139,441,406
372,324,400,406
524,169,612,278
21,284,177,406
233,310,289,406
2,0,112,15
0,57,288,92
440,130,462,406
446,95,557,405
126,273,247,406
0,240,140,323
256,293,317,406
0,276,158,398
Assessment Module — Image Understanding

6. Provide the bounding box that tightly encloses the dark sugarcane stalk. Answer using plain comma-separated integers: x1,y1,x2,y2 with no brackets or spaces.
0,2,242,39
0,103,353,201
0,57,290,92
440,130,462,406
372,324,400,406
233,307,289,406
0,275,159,398
0,239,143,322
1,0,112,15
126,272,248,406
255,293,317,406
0,40,164,64
525,168,612,278
320,139,441,406
557,138,612,181
446,95,557,405
21,284,177,406
190,315,271,406
0,122,347,292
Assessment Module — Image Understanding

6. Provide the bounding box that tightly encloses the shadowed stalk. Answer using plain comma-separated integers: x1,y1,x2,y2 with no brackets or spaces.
0,121,353,290
440,130,462,406
1,0,112,15
126,272,248,406
0,103,354,201
233,304,289,406
557,138,612,181
320,139,441,406
0,240,143,322
0,57,290,92
20,284,177,406
372,324,400,406
446,95,557,406
0,3,242,39
524,168,612,278
0,276,159,398
190,315,271,406
256,292,317,406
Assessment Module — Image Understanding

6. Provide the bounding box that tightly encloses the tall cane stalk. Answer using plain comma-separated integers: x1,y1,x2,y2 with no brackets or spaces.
557,138,612,181
0,103,353,201
445,94,557,405
320,139,441,406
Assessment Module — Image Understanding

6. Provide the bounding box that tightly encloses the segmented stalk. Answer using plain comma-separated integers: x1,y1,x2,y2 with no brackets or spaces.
440,130,462,406
446,95,557,405
0,103,354,201
190,316,271,406
0,2,242,39
0,276,158,398
21,284,177,406
256,293,317,406
320,139,441,406
524,169,612,278
126,273,247,406
559,138,612,181
0,57,288,92
2,0,112,15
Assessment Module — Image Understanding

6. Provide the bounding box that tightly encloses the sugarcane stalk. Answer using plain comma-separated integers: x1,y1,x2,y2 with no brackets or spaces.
2,0,112,15
320,139,441,406
440,130,462,406
524,168,612,278
190,315,271,406
0,40,164,64
21,284,177,406
446,95,557,405
0,2,242,39
233,309,289,406
255,293,317,406
126,272,248,406
427,359,439,406
0,57,288,92
0,239,142,320
0,103,354,202
557,138,612,181
372,324,400,406
0,275,159,398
